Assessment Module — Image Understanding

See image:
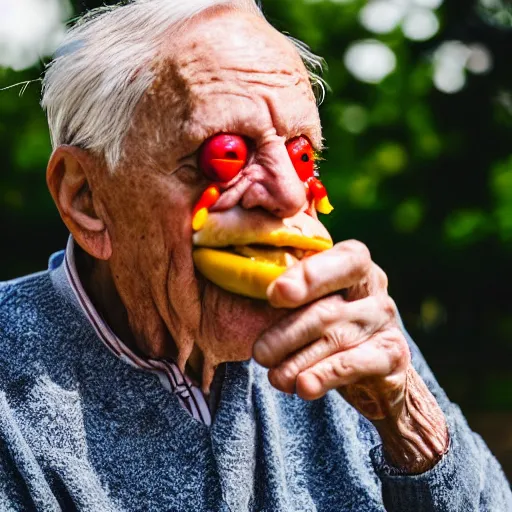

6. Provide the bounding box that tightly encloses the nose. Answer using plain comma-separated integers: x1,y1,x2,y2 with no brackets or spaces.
240,140,307,218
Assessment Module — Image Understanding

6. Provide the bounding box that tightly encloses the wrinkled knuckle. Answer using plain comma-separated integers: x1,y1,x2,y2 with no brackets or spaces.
381,332,410,371
291,349,318,376
314,295,344,324
347,240,372,276
374,265,389,290
350,239,371,262
331,357,352,380
393,346,411,373
282,362,300,383
365,295,380,313
375,334,397,355
397,336,412,367
269,363,298,392
381,297,397,322
325,327,346,351
392,338,408,362
301,258,317,290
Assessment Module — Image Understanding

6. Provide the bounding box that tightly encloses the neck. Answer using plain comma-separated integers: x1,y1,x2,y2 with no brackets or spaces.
75,247,204,383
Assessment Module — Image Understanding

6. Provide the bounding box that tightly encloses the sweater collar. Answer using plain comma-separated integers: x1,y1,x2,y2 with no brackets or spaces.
49,237,212,426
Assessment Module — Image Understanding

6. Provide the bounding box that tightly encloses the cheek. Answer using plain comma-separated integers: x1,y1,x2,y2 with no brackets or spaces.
106,175,204,348
104,174,200,302
107,174,193,243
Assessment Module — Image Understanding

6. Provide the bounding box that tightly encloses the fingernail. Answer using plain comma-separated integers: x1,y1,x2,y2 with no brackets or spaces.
266,280,286,308
253,340,271,367
266,281,277,300
268,370,295,394
297,373,323,400
267,278,303,307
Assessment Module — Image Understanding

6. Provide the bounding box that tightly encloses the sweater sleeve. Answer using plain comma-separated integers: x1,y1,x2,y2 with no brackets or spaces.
370,327,512,511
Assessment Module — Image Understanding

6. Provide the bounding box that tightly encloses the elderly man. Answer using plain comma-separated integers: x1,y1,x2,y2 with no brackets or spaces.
1,0,510,510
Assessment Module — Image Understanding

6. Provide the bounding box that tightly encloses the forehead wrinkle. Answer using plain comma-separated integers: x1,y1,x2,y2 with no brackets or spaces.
184,67,304,90
182,90,272,145
131,9,321,161
183,69,305,92
172,10,308,82
167,64,310,146
175,58,316,143
181,91,322,153
174,37,307,88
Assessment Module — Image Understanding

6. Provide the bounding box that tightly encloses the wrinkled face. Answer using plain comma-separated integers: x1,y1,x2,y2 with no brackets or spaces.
89,9,326,384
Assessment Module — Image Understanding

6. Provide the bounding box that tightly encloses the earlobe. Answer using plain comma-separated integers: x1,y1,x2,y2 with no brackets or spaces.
47,146,112,261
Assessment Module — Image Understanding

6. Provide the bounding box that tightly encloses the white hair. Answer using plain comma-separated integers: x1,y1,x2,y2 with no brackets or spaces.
42,0,326,171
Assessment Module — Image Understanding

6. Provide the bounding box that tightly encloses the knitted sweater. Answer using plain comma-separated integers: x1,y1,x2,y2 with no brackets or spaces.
0,252,510,511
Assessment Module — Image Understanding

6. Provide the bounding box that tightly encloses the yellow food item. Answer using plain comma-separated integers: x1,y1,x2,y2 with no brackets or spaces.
192,208,209,232
193,248,288,300
192,207,333,300
315,196,334,215
192,206,333,253
232,245,297,266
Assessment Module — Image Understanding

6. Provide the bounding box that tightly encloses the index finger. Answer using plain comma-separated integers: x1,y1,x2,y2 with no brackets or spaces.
266,240,372,308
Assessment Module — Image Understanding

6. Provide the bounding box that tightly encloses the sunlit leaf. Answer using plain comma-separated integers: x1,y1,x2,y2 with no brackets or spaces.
374,142,408,175
444,209,491,245
393,197,424,232
349,174,378,207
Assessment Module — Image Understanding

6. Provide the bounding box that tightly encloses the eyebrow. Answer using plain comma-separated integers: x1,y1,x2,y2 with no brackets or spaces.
284,116,323,151
176,118,322,163
188,102,320,143
173,77,322,159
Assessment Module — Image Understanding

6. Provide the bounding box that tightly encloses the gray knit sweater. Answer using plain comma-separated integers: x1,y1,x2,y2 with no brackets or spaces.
0,251,511,511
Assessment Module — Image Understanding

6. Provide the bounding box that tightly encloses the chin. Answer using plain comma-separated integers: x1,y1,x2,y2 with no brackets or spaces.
196,277,288,366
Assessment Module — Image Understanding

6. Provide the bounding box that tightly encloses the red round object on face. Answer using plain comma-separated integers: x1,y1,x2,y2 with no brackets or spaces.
286,136,315,182
199,134,248,182
307,177,327,199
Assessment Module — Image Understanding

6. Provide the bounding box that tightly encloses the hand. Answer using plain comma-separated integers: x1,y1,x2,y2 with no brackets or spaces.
253,240,449,473
254,240,407,412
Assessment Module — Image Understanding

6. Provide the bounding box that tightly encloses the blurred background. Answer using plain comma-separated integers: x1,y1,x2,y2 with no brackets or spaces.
1,0,512,479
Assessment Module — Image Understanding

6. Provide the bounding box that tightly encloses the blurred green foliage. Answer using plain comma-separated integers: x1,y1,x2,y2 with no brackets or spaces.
1,0,512,412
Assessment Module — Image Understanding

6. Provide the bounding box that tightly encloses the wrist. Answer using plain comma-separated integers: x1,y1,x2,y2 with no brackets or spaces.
373,367,449,474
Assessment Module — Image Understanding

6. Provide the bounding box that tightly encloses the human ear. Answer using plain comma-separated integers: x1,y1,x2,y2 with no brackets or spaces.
47,145,112,261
